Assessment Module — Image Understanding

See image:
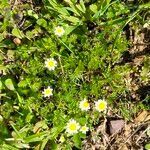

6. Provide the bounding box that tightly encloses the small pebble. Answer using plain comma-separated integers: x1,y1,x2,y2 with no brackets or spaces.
13,38,21,45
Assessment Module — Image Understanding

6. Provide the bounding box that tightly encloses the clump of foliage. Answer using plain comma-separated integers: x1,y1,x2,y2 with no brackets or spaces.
0,0,149,149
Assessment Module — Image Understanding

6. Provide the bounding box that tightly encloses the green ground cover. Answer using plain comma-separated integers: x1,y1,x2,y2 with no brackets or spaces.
0,0,150,149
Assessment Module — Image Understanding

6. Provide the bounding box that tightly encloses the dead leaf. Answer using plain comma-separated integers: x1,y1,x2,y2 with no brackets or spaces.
135,111,149,123
133,56,144,66
124,123,132,137
108,120,125,134
145,115,150,122
121,144,128,150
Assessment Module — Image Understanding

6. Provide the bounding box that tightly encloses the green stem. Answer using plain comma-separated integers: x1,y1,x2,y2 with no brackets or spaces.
58,38,74,54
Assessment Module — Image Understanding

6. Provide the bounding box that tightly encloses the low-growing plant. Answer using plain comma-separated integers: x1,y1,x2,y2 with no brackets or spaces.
0,0,149,149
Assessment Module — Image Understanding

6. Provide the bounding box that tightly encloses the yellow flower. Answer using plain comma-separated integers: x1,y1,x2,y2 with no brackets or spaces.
45,58,57,71
80,125,89,134
66,119,80,135
95,100,107,112
54,26,65,37
42,86,53,97
79,98,90,111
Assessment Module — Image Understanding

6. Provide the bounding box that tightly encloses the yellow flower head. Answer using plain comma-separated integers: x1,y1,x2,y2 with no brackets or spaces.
54,26,65,37
79,98,90,111
95,100,107,112
66,119,80,135
80,125,89,134
45,58,57,71
42,86,53,97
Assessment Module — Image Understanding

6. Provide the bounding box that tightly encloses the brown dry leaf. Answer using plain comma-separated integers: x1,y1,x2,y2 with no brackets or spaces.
145,115,150,122
135,111,149,123
121,144,128,150
109,120,125,134
133,56,144,66
124,123,132,137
